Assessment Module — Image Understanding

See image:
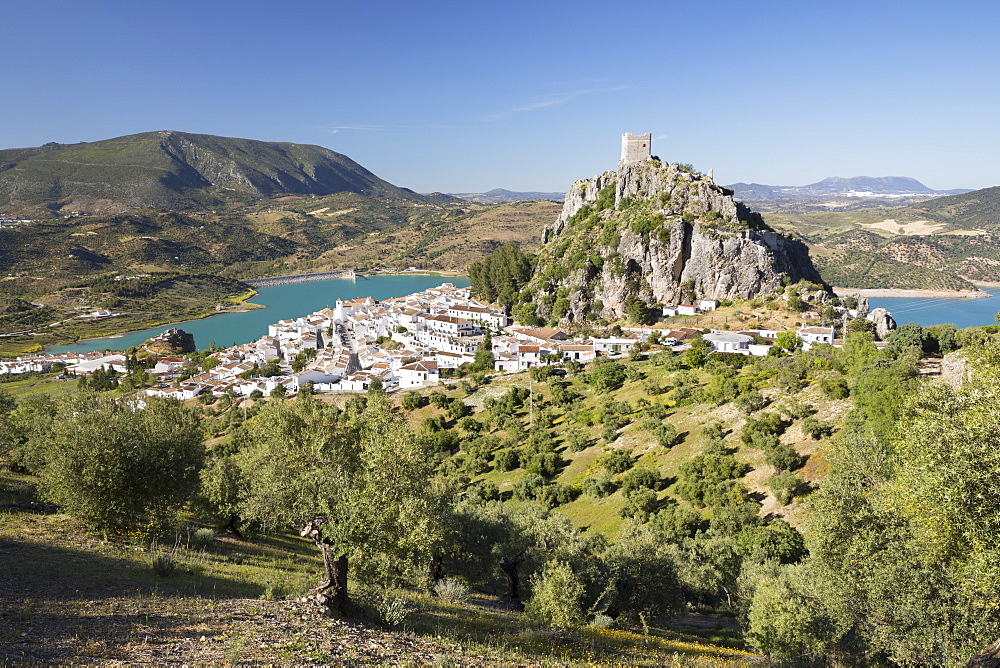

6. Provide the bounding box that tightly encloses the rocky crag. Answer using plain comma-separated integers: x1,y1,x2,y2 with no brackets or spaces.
525,157,827,325
145,328,196,355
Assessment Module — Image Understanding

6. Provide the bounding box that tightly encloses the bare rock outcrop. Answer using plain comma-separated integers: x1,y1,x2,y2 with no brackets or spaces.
866,307,897,339
145,328,196,354
530,159,827,324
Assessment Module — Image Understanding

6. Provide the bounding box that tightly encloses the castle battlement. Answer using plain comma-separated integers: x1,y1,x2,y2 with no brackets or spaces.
620,132,651,166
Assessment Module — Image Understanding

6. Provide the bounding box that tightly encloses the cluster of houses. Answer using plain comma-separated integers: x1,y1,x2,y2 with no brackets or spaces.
1,283,873,400
662,299,720,317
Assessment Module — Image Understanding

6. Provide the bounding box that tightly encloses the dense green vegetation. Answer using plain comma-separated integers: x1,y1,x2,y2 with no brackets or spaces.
468,242,535,313
3,303,1000,664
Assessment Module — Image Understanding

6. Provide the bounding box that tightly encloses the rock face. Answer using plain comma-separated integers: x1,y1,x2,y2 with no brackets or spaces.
146,328,196,354
866,307,897,339
527,159,826,324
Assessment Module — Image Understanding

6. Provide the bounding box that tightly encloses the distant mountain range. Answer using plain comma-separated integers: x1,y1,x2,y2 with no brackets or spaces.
727,176,970,212
728,176,970,200
0,131,425,216
447,188,564,204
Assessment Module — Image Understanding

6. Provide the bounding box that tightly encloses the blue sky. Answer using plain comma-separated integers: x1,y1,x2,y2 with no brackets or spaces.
2,0,997,193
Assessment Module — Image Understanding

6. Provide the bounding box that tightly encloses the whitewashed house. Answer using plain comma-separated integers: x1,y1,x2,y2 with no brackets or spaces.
592,338,639,354
798,326,835,346
398,360,440,388
703,332,753,353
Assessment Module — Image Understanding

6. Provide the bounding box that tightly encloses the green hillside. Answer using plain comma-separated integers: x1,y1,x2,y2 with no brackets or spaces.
761,185,1000,288
0,131,422,217
5,310,997,664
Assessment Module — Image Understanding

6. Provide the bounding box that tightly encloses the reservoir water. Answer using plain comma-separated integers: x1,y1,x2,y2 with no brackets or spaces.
868,287,1000,329
49,274,470,354
46,277,998,355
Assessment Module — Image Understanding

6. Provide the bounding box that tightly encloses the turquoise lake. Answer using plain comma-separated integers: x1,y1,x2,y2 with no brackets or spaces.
49,275,471,354
867,287,1000,329
46,277,998,354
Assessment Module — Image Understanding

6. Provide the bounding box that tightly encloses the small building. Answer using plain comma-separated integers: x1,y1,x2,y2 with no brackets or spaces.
558,343,597,362
67,354,128,375
592,337,639,354
425,315,478,337
677,304,699,316
703,332,753,354
699,299,720,311
798,326,835,346
398,360,440,388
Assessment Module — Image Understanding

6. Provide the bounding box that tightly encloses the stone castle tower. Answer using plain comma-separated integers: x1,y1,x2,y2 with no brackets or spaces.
620,132,651,167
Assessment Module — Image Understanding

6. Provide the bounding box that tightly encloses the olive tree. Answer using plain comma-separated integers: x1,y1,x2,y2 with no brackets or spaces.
29,394,204,536
236,395,441,616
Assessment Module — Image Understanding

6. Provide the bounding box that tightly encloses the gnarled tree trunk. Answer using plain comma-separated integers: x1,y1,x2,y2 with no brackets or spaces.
302,518,349,617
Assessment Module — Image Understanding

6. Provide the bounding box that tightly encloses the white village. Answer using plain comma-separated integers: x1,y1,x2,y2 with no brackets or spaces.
1,282,885,399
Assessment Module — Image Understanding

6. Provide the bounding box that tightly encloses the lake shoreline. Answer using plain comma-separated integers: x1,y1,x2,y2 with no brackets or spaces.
833,286,992,300
44,275,471,354
44,305,267,349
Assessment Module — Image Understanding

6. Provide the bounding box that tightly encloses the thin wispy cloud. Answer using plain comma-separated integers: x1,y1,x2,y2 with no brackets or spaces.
324,122,455,134
326,124,382,134
484,85,630,122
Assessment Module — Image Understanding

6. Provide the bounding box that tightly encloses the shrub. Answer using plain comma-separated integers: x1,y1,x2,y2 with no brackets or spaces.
741,412,787,445
819,376,850,399
494,448,520,471
563,428,590,452
766,443,803,472
779,399,814,420
537,482,579,508
525,451,561,477
801,416,834,440
402,391,424,410
512,473,547,501
582,474,616,498
735,390,768,414
701,421,726,441
434,578,471,603
600,450,634,475
619,488,659,520
769,472,806,505
675,454,749,507
151,553,176,577
620,467,661,495
526,561,585,630
651,505,706,540
591,613,616,629
260,582,286,601
654,423,680,448
589,358,626,392
192,527,215,548
379,596,410,627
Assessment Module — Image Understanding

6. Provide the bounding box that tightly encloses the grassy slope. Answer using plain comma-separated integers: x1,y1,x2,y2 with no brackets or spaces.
761,198,1000,288
1,469,753,665
460,355,842,537
2,313,844,663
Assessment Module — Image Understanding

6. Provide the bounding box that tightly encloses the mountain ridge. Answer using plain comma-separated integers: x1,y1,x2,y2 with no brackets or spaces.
0,131,423,216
